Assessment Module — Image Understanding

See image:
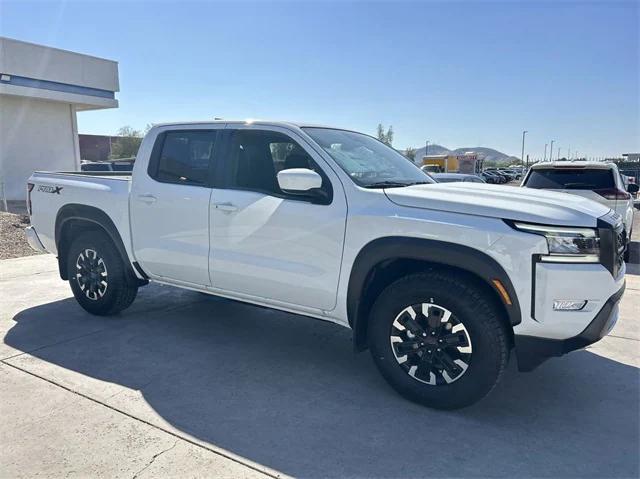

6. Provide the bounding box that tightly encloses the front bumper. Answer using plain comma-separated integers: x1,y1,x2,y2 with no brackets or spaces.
25,226,46,253
514,282,625,371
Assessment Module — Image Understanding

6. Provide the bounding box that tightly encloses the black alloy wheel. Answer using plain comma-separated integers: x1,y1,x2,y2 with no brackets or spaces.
75,248,109,300
390,302,472,385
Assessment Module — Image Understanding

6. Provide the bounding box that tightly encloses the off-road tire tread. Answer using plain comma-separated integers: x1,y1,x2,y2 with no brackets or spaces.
367,270,509,409
67,231,138,316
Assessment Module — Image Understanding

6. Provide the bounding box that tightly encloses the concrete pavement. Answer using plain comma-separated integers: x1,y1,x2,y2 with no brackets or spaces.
1,254,639,478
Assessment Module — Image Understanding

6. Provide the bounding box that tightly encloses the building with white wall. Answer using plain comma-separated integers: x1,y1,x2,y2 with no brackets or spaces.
0,37,119,201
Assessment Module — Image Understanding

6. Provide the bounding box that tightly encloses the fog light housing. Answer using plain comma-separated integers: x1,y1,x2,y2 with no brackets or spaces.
553,300,587,311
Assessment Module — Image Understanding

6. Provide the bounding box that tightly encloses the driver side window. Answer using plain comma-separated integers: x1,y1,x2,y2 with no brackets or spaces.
228,129,328,200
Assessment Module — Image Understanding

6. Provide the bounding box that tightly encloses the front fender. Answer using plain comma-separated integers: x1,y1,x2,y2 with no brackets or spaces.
347,236,522,351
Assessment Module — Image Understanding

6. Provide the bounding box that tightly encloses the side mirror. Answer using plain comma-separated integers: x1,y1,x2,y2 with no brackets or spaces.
277,168,322,193
627,183,639,194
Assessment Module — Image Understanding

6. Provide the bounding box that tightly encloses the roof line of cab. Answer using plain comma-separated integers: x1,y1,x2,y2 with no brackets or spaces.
149,120,364,134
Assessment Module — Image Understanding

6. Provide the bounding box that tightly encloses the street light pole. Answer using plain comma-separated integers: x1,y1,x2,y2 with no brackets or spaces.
549,140,555,162
543,143,548,161
557,147,561,160
521,130,528,167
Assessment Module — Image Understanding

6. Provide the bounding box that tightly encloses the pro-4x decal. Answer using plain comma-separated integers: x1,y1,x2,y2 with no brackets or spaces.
37,185,63,194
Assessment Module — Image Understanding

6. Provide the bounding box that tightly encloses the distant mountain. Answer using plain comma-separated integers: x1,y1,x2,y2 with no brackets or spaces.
451,147,520,164
405,144,519,165
411,144,451,159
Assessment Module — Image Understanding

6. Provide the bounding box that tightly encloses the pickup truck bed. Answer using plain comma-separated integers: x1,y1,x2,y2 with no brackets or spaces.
27,171,134,263
41,171,132,179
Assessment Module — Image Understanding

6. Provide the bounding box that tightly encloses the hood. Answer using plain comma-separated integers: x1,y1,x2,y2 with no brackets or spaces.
384,183,611,227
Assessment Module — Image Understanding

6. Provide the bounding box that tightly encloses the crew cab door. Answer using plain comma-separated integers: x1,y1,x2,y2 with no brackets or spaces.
209,126,347,311
130,126,222,286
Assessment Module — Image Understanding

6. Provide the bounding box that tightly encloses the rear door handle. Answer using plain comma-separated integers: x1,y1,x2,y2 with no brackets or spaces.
213,202,238,213
137,193,157,204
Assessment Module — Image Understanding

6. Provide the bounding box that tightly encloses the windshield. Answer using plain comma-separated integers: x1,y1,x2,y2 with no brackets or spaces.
524,168,614,189
303,127,434,188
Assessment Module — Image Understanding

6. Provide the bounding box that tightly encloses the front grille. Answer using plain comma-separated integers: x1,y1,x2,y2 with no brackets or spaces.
597,211,625,277
614,225,626,275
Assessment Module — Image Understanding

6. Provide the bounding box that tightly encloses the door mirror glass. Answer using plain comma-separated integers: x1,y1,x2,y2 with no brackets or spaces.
277,168,322,192
627,183,639,194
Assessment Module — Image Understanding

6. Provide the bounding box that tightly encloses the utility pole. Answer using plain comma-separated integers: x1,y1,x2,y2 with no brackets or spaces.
549,140,555,162
543,143,548,161
521,130,528,167
568,146,571,159
557,147,562,160
425,140,429,159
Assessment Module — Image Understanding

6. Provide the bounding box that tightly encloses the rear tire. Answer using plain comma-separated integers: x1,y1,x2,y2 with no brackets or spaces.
67,231,138,316
368,270,509,409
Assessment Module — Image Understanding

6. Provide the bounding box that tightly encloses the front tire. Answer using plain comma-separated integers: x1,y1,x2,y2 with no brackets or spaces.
67,231,138,316
368,271,509,409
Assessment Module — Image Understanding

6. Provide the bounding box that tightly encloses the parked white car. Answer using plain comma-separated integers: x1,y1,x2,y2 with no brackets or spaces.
26,121,626,409
522,161,637,261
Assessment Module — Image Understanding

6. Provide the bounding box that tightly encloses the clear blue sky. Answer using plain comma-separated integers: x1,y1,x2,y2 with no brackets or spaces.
2,0,638,158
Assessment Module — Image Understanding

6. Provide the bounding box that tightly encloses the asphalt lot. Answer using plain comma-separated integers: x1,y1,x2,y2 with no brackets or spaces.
1,250,639,478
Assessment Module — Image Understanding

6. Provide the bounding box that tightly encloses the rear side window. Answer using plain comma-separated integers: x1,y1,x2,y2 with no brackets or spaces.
150,130,217,186
524,169,614,190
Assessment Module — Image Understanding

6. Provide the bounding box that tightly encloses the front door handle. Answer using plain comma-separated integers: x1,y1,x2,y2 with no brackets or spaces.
137,193,157,204
213,202,238,213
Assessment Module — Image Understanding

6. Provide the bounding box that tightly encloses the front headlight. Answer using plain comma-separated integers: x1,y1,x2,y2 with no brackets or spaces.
513,222,600,262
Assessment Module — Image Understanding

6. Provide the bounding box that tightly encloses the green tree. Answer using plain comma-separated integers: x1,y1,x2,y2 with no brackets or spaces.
405,147,416,161
110,126,143,159
376,123,394,146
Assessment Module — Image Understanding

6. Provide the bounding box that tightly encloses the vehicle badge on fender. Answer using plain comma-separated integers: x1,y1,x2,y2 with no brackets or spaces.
37,185,63,194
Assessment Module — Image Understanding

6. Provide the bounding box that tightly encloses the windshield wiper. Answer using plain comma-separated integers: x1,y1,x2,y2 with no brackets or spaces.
363,180,432,189
562,183,596,189
404,181,432,186
363,181,412,189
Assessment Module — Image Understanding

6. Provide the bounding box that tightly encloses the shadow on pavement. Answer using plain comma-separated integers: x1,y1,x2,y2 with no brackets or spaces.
5,286,639,478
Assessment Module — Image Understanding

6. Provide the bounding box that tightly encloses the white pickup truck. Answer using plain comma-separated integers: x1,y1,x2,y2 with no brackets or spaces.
26,121,627,409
